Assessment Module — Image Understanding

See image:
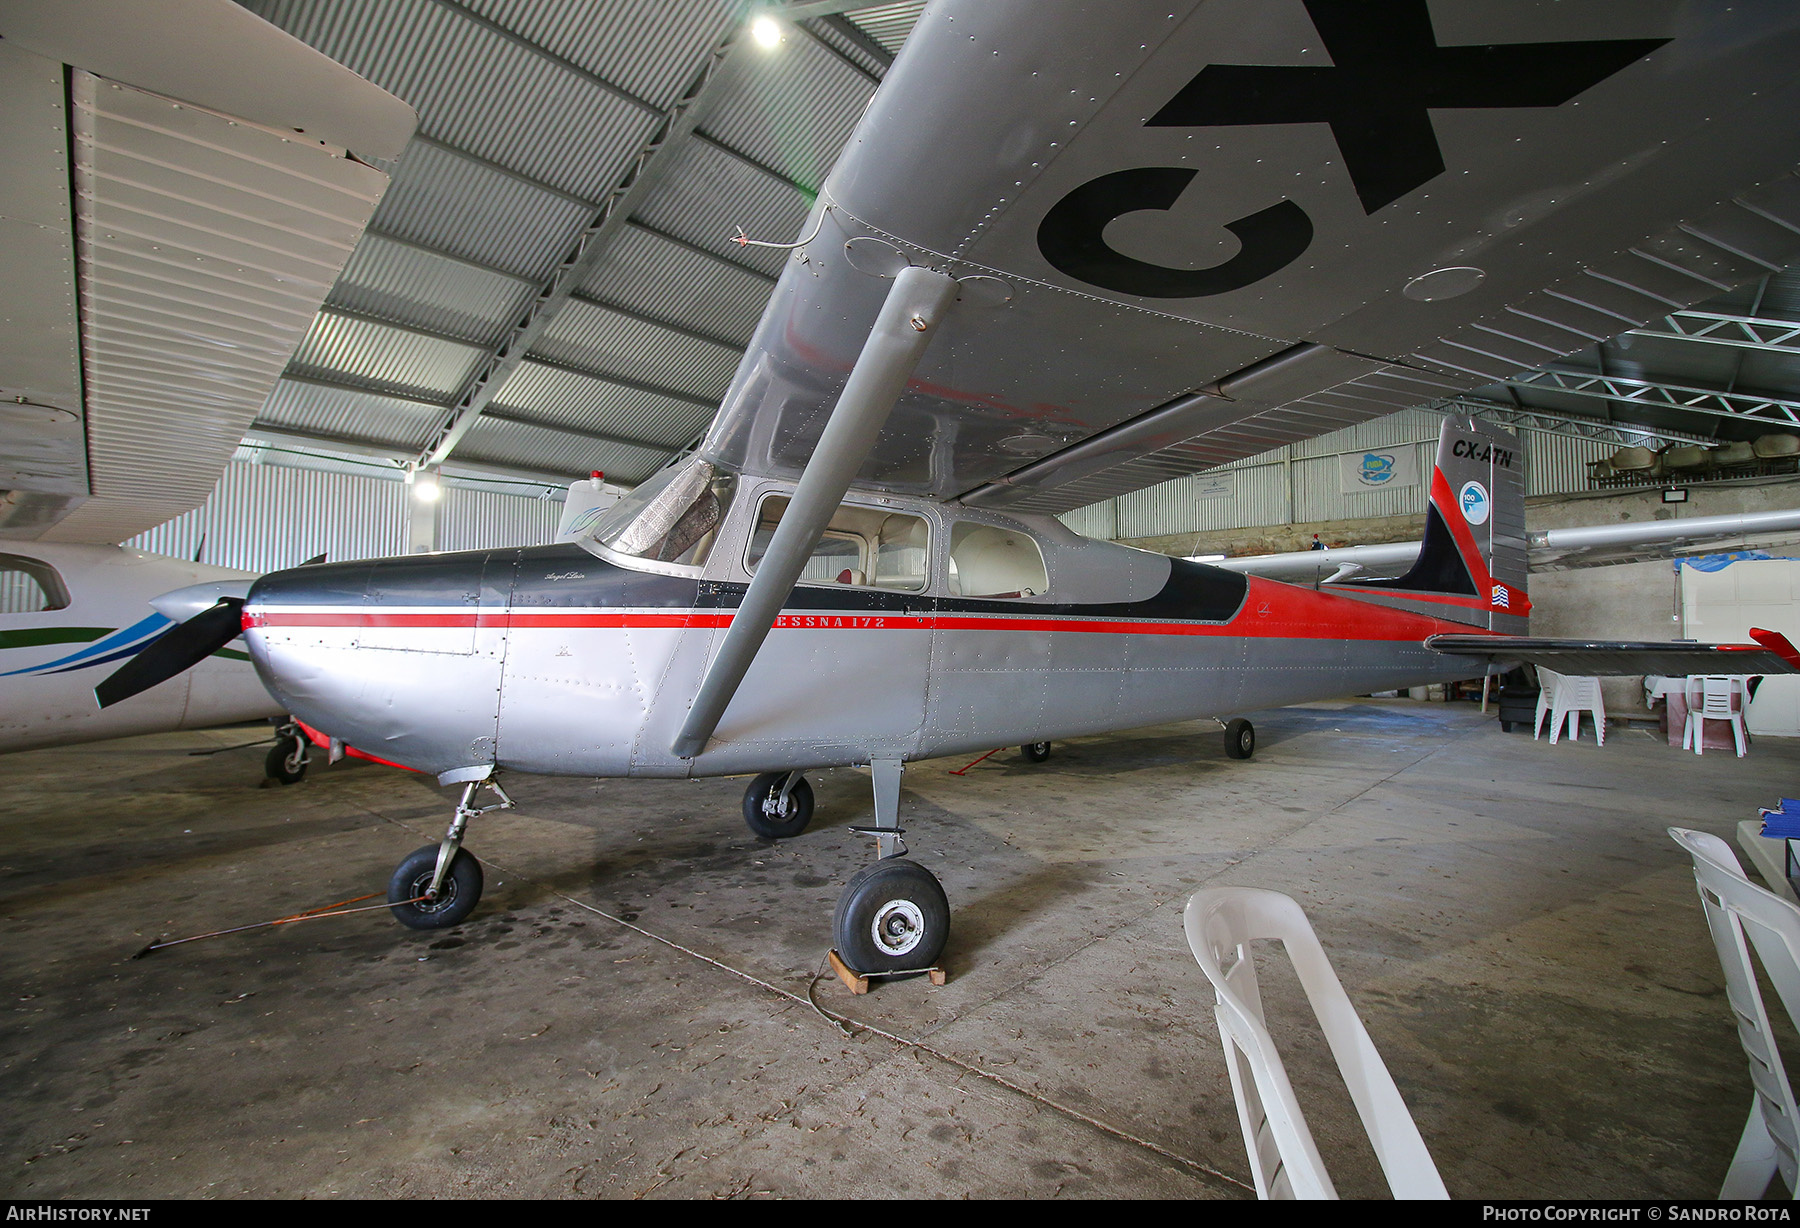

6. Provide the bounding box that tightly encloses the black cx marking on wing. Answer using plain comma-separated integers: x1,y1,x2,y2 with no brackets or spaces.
1037,0,1668,298
1038,169,1311,299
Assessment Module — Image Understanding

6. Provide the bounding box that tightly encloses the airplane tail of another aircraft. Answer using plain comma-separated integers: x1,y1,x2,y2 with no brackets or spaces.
1333,414,1530,634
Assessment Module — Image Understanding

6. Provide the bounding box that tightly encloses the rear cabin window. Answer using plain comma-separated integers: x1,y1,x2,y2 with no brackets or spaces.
747,496,929,592
0,554,70,614
589,457,735,568
948,523,1048,599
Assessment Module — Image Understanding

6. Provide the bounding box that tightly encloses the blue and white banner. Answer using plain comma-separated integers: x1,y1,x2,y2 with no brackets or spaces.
1341,447,1420,494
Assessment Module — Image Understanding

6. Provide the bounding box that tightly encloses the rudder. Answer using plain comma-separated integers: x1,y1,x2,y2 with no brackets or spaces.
1335,415,1529,633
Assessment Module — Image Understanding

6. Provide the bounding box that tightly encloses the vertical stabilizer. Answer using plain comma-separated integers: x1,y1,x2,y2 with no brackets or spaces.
1334,415,1529,633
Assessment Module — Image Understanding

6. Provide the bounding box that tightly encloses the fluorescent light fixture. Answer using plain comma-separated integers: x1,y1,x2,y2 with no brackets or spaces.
751,14,781,48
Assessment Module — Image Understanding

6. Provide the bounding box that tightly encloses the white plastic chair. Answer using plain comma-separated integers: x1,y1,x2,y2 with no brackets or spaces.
1668,827,1800,1198
1684,675,1748,757
1184,886,1448,1199
1535,668,1606,745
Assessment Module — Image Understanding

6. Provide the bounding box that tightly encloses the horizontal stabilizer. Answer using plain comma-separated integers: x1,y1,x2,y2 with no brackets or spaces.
1425,629,1800,677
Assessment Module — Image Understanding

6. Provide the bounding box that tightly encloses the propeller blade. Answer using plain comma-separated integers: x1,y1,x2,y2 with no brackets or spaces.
95,598,246,709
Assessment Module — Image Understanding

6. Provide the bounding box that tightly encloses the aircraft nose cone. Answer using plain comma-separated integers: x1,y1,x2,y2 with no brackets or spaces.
149,578,253,623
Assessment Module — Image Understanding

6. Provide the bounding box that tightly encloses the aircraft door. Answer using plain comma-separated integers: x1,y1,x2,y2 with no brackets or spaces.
709,497,934,768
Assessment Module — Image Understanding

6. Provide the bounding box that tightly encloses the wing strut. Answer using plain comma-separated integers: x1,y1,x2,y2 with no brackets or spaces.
671,265,959,759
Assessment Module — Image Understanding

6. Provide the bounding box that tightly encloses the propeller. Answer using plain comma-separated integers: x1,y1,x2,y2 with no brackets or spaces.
95,582,251,709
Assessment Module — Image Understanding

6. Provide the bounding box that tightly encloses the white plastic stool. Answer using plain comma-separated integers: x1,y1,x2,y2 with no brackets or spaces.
1184,886,1448,1199
1669,827,1800,1198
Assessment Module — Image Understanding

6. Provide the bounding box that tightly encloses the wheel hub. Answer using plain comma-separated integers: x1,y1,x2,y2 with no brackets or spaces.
870,899,925,956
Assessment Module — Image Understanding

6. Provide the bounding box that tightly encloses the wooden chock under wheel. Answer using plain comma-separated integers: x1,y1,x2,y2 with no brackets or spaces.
827,948,946,995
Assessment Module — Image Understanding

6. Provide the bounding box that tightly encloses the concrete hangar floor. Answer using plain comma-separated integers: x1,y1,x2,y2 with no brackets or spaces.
0,698,1781,1199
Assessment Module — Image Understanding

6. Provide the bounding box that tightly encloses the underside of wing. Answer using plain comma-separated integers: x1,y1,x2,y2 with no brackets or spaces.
0,0,415,544
700,0,1800,512
1426,630,1800,677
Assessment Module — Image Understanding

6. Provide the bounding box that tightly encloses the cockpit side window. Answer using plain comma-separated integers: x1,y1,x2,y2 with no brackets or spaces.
588,458,735,568
0,554,71,614
747,495,929,592
948,523,1048,599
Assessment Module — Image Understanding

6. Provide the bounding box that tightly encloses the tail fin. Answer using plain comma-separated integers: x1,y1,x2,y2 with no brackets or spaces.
1335,415,1529,633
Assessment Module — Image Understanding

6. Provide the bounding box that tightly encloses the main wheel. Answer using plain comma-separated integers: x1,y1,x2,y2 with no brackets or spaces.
832,858,949,974
387,845,483,930
1224,718,1256,760
1022,742,1051,763
264,734,309,785
742,772,814,839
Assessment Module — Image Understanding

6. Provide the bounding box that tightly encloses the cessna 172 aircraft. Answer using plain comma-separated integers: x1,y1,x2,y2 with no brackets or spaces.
92,0,1800,973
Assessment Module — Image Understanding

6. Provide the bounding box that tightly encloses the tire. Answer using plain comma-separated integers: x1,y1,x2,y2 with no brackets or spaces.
387,844,483,930
264,734,308,785
741,772,814,839
1224,718,1256,760
832,858,949,974
1022,742,1051,763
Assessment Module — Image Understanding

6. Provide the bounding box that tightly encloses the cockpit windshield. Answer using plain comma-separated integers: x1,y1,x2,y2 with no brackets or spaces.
584,457,736,568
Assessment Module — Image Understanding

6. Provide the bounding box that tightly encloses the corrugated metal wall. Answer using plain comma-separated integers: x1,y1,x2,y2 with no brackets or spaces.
124,459,564,570
438,485,566,553
1059,410,1629,541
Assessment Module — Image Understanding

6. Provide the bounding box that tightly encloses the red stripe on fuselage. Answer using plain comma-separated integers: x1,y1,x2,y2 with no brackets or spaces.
246,576,1489,643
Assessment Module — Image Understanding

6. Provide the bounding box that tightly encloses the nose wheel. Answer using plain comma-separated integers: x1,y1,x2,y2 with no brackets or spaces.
741,771,814,839
385,775,513,929
264,721,310,785
1224,718,1256,759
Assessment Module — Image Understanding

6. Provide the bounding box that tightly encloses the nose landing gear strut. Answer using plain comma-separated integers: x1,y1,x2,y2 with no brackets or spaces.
387,776,514,929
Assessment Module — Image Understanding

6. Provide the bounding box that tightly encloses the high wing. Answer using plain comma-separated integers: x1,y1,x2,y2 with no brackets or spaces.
0,0,414,545
697,0,1800,512
1213,508,1800,583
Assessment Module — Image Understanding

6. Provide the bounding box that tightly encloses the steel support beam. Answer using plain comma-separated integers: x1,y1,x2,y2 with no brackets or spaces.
671,265,959,759
1625,309,1800,357
1500,369,1800,428
1445,398,1707,448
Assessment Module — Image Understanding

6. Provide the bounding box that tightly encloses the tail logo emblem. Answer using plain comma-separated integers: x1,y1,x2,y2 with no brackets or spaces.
1492,584,1511,609
1459,480,1490,525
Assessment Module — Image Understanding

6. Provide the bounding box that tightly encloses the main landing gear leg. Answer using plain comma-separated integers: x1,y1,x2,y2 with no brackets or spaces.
832,758,949,976
387,777,514,929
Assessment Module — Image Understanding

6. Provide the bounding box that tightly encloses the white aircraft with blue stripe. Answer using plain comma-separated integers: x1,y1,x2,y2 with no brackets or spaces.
0,542,285,763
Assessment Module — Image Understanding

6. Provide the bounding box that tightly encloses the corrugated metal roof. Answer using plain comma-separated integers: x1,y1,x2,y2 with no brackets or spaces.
328,232,535,347
695,32,874,200
463,0,733,111
491,361,717,448
579,223,775,345
370,138,593,282
243,0,657,202
629,137,810,281
259,379,448,451
457,413,671,483
289,311,486,401
842,2,927,56
534,297,740,402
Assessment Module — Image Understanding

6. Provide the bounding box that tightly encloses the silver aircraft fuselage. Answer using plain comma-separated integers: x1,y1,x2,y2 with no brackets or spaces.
240,478,1489,782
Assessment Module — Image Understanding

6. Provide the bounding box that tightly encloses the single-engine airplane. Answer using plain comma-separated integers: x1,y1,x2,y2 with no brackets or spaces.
96,0,1800,974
